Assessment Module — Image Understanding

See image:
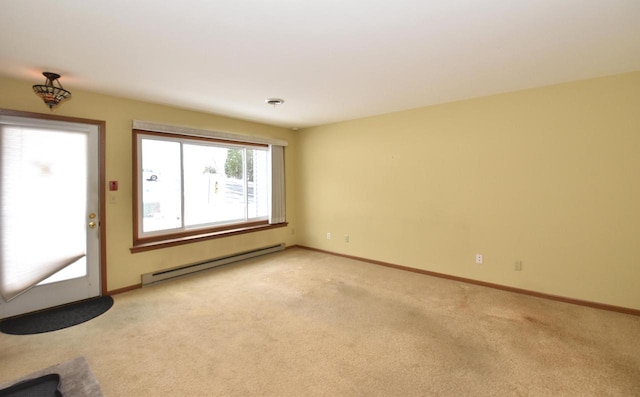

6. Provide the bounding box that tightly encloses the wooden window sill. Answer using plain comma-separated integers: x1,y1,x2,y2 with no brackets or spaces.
130,222,288,253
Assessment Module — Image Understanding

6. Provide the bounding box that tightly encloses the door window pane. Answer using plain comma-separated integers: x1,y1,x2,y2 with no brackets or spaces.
1,126,87,300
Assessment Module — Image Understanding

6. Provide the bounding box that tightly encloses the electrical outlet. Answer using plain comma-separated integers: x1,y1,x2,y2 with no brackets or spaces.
344,235,349,243
326,232,331,240
476,254,483,264
514,260,523,271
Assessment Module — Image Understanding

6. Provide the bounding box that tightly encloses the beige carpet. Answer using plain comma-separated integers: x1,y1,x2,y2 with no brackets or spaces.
1,247,639,396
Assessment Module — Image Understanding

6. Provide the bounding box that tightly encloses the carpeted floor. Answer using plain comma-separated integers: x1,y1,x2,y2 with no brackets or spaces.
0,248,639,396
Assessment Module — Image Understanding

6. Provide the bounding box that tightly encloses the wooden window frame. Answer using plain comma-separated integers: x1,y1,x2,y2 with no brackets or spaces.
131,129,285,253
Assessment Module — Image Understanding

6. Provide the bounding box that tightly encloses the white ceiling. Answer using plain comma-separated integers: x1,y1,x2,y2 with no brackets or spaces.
1,0,640,129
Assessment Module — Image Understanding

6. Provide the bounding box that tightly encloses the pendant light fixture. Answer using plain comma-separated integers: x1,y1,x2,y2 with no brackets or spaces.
32,72,72,110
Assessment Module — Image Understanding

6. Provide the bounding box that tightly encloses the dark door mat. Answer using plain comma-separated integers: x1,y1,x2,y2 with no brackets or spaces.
0,296,113,335
0,357,103,397
0,373,62,397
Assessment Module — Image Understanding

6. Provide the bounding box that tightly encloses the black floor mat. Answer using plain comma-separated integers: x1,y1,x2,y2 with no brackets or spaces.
0,373,62,397
0,296,113,335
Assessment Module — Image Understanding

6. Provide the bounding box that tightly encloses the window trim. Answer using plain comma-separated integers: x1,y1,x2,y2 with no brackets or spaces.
130,222,287,253
131,125,286,252
132,120,288,147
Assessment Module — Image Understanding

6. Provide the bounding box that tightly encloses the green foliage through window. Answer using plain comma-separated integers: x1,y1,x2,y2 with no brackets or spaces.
224,148,254,181
224,149,242,179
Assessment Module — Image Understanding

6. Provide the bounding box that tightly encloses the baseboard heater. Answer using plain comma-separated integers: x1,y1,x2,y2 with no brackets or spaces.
141,243,285,286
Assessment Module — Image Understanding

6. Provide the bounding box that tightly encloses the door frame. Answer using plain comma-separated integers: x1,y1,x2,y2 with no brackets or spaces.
0,108,107,296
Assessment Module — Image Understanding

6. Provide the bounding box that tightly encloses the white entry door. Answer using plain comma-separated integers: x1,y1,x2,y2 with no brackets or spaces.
0,114,101,319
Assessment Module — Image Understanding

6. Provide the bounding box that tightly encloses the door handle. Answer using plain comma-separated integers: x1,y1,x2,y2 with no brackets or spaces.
88,221,97,229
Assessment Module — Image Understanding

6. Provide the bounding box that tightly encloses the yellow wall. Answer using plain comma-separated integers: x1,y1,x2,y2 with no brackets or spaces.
0,76,298,291
3,71,639,310
297,71,640,310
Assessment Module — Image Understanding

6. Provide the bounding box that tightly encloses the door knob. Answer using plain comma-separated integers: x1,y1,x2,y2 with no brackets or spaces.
88,221,97,229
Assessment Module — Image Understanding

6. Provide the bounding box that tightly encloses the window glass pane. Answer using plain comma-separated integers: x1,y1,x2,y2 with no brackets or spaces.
135,130,278,243
248,148,268,219
222,147,248,222
183,143,246,226
141,139,182,233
